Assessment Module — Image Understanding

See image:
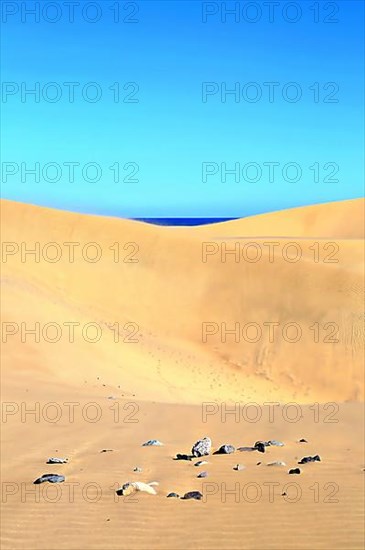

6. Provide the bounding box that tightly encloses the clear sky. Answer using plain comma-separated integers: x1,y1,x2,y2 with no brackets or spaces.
1,0,364,217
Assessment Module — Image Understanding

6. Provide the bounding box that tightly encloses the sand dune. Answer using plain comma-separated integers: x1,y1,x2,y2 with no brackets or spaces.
1,198,364,403
1,198,364,549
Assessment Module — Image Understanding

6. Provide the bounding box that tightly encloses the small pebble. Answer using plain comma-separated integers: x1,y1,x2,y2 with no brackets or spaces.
213,444,235,455
194,460,209,467
298,455,321,464
181,491,203,500
299,438,308,443
100,449,114,453
267,461,286,467
142,440,163,446
34,474,65,484
47,457,68,464
174,454,192,461
289,468,301,475
197,471,208,478
233,464,245,471
167,492,180,498
133,467,142,472
268,440,284,447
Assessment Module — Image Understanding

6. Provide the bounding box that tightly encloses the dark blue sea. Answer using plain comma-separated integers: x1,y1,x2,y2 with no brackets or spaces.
134,218,237,226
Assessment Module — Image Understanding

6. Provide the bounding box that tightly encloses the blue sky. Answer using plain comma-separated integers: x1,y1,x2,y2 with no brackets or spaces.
1,0,364,217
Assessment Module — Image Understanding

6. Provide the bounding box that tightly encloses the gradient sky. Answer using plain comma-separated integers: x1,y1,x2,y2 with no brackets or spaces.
1,0,364,217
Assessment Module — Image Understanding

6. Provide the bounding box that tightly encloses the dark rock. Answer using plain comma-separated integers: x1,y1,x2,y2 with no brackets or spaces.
34,474,65,484
298,455,321,464
174,453,192,461
282,492,287,496
299,438,308,443
254,442,266,453
181,491,203,500
46,457,68,464
133,467,142,472
256,462,261,465
100,449,114,453
191,437,211,457
167,492,180,498
213,444,235,455
254,441,270,448
197,471,208,478
233,464,245,471
288,468,301,475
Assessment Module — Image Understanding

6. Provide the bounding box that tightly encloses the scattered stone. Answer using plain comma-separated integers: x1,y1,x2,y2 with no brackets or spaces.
100,449,114,453
254,442,266,453
107,396,117,400
282,492,287,496
267,461,286,467
213,444,235,455
174,453,192,461
268,440,284,447
299,438,308,443
133,467,142,472
167,492,180,498
116,481,157,496
233,464,245,471
197,471,208,478
142,440,163,447
254,441,270,448
256,462,261,465
288,468,301,475
298,455,321,464
181,491,203,500
194,460,209,467
191,437,212,457
34,474,65,484
46,457,68,464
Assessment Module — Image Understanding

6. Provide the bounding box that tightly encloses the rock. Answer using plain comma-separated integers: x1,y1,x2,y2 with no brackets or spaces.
299,438,308,443
194,460,209,467
181,491,203,500
213,444,235,455
256,462,261,465
298,455,321,464
254,441,270,448
133,467,142,472
174,453,192,461
267,461,286,467
197,471,208,478
191,437,211,457
34,474,65,484
233,464,245,471
142,440,163,447
46,457,68,464
268,440,284,447
288,468,301,475
254,442,266,453
116,481,157,496
100,449,113,453
167,492,180,498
